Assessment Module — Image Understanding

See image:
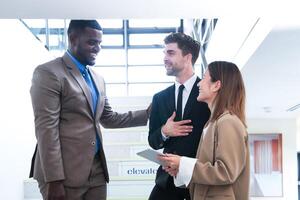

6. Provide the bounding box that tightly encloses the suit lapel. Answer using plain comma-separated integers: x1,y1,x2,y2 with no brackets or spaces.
183,77,200,119
62,53,94,115
167,84,176,114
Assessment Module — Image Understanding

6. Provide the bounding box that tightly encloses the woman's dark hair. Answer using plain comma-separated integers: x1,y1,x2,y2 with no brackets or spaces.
208,61,246,126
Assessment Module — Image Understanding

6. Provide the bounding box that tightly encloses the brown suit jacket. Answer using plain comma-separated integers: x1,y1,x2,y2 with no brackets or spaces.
30,53,148,187
189,111,250,200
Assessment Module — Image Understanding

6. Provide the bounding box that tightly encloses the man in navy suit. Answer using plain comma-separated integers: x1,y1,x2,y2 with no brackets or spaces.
148,33,210,200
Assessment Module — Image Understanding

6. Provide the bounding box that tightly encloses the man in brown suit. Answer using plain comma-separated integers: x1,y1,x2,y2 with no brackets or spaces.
30,20,149,200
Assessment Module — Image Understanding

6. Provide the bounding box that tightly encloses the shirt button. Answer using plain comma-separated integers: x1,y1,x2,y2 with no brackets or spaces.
91,141,95,145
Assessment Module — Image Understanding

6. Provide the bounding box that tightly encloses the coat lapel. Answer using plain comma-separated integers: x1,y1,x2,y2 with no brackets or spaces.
168,84,176,115
62,53,94,115
183,77,200,119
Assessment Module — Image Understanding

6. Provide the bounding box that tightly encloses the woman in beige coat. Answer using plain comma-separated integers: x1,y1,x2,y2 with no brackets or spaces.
159,61,250,200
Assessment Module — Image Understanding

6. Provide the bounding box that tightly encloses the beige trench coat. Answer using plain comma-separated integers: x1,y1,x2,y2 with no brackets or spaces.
189,111,250,200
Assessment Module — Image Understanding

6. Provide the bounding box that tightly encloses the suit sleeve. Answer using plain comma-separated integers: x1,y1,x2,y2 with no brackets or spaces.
190,118,247,185
30,66,65,182
148,94,166,150
99,80,148,128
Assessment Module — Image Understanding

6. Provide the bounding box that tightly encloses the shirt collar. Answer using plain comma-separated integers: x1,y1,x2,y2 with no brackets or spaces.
66,50,87,74
175,73,197,93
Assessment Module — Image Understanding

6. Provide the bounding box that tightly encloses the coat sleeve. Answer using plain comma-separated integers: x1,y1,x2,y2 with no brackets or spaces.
148,94,166,150
190,117,247,185
89,69,148,128
30,66,65,182
100,96,148,128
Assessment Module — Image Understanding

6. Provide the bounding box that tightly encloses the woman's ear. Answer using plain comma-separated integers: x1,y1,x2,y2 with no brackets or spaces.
212,80,221,92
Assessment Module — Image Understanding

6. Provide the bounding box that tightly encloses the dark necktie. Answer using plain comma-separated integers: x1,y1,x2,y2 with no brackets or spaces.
176,84,185,121
82,68,98,113
82,68,101,153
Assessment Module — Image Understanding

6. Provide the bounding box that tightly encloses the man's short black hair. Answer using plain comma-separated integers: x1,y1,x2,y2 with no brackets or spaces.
67,20,102,35
164,32,200,65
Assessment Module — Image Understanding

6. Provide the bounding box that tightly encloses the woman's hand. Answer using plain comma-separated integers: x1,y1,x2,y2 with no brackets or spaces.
158,154,181,177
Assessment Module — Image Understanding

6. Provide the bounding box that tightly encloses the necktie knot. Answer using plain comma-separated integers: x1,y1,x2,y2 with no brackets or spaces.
81,68,89,79
83,67,89,75
179,84,185,92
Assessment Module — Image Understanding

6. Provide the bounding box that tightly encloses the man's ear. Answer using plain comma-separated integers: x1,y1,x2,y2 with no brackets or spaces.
185,53,193,64
68,32,77,46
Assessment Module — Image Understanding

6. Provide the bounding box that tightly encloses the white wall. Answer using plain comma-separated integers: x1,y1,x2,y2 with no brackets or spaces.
0,19,52,200
248,118,298,200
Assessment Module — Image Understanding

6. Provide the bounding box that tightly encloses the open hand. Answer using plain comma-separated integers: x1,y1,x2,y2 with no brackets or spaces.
162,112,193,137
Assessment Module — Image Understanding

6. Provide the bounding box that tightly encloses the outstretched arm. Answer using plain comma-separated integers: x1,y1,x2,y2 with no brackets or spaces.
100,96,149,128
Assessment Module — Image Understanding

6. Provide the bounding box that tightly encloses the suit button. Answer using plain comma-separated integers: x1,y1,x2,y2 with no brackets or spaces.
91,141,96,145
159,143,163,147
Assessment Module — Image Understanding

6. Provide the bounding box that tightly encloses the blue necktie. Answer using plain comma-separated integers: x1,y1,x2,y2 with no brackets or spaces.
82,68,101,153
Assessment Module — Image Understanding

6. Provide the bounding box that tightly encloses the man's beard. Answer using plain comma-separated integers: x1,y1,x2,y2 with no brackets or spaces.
165,65,178,76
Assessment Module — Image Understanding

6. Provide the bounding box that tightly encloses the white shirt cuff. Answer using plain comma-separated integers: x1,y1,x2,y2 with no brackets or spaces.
174,156,197,187
161,129,169,141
